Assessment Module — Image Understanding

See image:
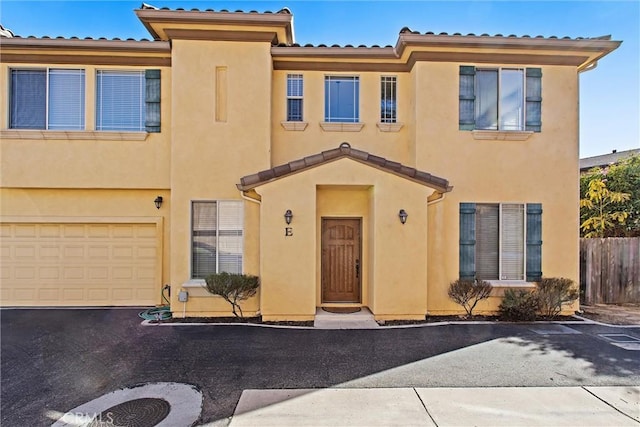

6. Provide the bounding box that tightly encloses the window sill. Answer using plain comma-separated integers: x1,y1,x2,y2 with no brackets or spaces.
181,279,215,298
487,280,535,288
182,279,206,288
0,129,149,141
471,130,534,141
319,122,365,132
280,121,308,131
376,122,404,132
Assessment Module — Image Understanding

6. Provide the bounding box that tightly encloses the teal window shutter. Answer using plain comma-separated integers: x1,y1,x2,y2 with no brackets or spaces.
526,203,542,281
525,68,542,132
145,69,161,133
459,66,476,131
459,203,476,280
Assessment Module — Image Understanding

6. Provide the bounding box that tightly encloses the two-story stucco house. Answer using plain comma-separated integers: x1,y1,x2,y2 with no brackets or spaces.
0,6,620,320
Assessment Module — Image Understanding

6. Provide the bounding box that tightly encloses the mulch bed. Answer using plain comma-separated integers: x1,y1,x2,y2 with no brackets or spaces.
152,314,582,327
154,316,314,327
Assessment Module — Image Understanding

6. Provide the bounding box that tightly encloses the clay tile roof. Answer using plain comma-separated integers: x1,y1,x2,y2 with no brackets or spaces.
237,143,452,193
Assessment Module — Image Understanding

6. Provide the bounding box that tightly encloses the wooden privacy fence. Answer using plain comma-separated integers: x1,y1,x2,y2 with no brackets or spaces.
580,237,640,304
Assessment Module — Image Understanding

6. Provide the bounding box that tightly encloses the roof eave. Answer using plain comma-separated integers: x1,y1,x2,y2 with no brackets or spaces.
237,144,452,194
134,8,294,43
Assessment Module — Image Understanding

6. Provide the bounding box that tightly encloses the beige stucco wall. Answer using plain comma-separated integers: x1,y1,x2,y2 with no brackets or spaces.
414,62,581,314
1,32,584,317
168,39,271,316
271,71,413,166
0,64,172,189
254,158,434,321
0,187,170,305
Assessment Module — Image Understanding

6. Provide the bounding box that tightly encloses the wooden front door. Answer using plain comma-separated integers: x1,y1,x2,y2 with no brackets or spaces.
322,218,361,303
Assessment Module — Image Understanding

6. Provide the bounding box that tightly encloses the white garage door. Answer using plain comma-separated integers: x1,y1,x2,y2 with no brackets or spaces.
0,222,161,306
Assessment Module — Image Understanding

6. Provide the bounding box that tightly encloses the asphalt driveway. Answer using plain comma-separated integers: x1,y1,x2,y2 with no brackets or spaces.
2,309,639,426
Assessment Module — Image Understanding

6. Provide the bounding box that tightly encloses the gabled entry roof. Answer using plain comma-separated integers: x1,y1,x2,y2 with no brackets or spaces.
237,143,453,193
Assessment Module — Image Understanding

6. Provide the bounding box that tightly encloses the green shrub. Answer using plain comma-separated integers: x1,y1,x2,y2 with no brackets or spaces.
499,289,540,321
447,279,493,316
205,272,259,318
535,277,579,318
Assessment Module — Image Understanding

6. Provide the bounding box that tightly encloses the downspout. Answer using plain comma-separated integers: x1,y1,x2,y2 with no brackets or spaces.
427,191,446,206
240,190,261,205
579,61,598,73
239,190,262,316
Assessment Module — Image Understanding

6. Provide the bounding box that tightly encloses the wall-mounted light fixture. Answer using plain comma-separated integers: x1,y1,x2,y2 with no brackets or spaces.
284,209,293,225
398,209,408,225
154,196,163,209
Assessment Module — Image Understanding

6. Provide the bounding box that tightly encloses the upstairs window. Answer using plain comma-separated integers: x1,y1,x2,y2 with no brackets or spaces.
459,66,541,132
10,68,85,130
286,74,304,122
95,70,160,133
191,201,243,279
380,76,397,123
96,70,146,131
324,76,359,123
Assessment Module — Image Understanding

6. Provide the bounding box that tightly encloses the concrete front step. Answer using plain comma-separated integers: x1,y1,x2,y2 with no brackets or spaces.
313,307,380,329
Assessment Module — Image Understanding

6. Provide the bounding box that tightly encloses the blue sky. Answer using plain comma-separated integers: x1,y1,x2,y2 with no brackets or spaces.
2,1,638,157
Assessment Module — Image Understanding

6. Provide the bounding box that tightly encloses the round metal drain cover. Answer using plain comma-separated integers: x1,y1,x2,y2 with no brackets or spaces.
89,398,170,427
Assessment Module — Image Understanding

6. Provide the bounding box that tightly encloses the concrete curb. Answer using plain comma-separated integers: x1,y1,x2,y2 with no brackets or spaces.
141,315,638,329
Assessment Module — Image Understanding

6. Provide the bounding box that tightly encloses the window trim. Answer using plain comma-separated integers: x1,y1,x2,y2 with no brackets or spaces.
9,67,85,131
190,200,244,279
95,69,146,132
475,67,525,132
460,65,541,135
324,75,360,123
476,202,527,282
380,75,397,124
286,73,304,122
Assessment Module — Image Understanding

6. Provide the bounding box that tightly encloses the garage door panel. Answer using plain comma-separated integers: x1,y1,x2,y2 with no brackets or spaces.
1,222,160,306
63,225,85,238
15,267,36,279
14,288,36,301
15,224,37,237
39,289,59,301
113,246,133,258
15,246,36,259
63,288,84,301
40,225,62,237
89,225,110,238
40,266,61,279
113,225,134,238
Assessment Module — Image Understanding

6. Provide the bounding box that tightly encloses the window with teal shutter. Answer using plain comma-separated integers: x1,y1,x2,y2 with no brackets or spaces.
459,66,541,133
458,66,476,130
525,68,542,132
96,70,145,131
526,203,543,281
460,202,543,282
145,69,161,133
459,203,476,280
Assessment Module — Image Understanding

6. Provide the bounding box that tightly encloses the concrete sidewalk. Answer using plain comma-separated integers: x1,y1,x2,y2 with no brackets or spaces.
229,386,639,426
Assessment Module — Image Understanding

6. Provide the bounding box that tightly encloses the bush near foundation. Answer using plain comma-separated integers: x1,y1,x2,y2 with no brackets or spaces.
499,289,539,321
498,277,579,321
447,279,493,316
205,273,259,318
535,277,579,318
